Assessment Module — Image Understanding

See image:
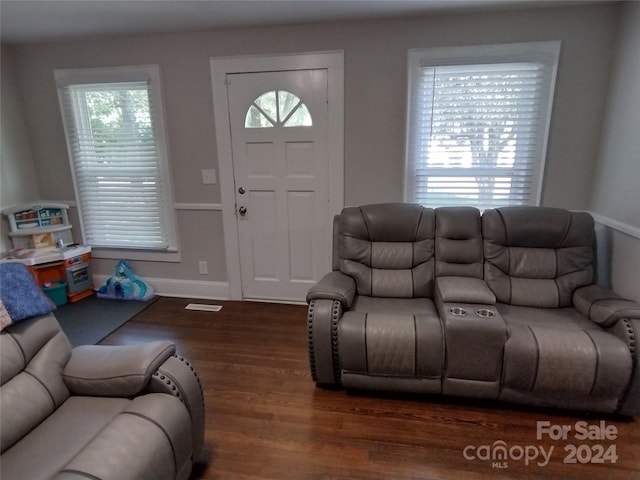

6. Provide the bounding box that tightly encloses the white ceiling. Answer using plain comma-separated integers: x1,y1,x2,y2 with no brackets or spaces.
0,0,605,44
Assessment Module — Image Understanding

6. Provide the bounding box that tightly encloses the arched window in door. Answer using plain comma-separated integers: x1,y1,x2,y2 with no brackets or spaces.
245,90,312,128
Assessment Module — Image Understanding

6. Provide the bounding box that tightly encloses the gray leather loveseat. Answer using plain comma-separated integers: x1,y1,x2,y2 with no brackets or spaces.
307,203,640,415
1,264,205,480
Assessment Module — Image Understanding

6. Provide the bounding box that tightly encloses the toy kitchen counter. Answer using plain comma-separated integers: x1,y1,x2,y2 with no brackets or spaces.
1,245,94,303
2,202,94,303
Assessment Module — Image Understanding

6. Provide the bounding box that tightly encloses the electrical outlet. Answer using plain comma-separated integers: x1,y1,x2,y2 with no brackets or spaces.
201,169,217,184
198,261,208,275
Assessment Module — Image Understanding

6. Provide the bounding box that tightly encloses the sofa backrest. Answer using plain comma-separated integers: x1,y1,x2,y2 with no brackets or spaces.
1,314,72,453
335,203,435,298
435,207,483,278
482,206,594,307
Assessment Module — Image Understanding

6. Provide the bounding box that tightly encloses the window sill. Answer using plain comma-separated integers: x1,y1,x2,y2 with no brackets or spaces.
90,248,181,263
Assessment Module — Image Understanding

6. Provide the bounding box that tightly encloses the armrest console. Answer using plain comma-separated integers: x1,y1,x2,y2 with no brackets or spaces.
435,276,496,305
63,340,176,397
440,302,506,399
574,285,640,327
306,271,356,308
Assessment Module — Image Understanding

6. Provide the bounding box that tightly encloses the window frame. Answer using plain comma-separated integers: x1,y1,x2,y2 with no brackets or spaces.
404,41,561,209
55,65,179,261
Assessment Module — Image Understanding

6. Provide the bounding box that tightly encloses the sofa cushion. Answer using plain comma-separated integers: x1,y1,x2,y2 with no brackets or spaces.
1,394,192,480
483,207,594,307
496,303,601,331
1,314,71,453
502,324,631,399
435,206,483,278
435,276,496,305
338,204,435,298
351,296,435,315
339,299,443,379
1,396,130,479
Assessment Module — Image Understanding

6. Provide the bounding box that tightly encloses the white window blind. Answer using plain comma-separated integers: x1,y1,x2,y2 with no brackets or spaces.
406,42,560,210
56,66,176,250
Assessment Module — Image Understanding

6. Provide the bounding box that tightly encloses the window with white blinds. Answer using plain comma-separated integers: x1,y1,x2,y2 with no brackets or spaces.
55,65,176,251
405,42,560,210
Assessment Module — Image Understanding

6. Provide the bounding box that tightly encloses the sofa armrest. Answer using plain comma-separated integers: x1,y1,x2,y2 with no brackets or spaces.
574,285,640,327
607,318,640,416
63,341,175,397
435,276,496,305
145,354,205,457
308,299,343,386
306,271,356,309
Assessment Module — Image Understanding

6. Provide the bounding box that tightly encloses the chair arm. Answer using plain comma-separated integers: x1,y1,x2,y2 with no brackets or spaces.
435,276,496,306
308,299,343,386
306,271,356,309
607,318,640,416
63,341,175,397
574,285,640,327
145,354,205,457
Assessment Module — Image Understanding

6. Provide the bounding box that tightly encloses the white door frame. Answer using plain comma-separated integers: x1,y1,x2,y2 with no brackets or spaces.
210,51,344,300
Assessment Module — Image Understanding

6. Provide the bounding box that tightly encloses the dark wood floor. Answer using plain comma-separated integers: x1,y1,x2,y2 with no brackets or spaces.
100,297,639,480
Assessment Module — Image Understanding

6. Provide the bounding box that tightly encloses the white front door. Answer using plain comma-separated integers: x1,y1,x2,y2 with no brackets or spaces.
226,69,330,302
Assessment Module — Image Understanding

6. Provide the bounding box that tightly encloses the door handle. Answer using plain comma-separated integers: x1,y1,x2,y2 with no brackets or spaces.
238,187,246,195
238,206,247,216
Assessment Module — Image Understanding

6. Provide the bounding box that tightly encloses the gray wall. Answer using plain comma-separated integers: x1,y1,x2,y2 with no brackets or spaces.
590,1,640,301
0,45,41,254
5,3,623,288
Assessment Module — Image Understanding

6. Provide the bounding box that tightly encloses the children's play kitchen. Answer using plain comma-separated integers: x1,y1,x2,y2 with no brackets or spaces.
2,203,93,304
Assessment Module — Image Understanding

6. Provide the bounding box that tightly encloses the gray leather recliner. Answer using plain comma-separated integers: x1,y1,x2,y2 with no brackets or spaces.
307,203,640,415
1,312,205,480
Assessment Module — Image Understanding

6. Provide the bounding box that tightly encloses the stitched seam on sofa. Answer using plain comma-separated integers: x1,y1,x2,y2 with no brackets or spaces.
145,344,176,379
413,208,423,242
361,208,374,294
57,469,102,480
508,269,513,305
496,209,512,304
438,314,445,380
6,330,28,370
411,263,415,298
413,315,417,376
121,411,178,476
559,211,572,249
411,224,416,297
364,313,369,374
64,373,146,382
583,330,601,396
360,206,372,242
553,247,561,308
23,369,55,411
527,325,540,392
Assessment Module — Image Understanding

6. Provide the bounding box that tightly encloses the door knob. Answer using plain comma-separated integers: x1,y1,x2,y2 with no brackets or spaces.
238,206,247,216
238,187,245,195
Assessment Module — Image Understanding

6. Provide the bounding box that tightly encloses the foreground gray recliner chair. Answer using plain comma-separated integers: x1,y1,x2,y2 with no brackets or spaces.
1,311,205,480
307,203,640,415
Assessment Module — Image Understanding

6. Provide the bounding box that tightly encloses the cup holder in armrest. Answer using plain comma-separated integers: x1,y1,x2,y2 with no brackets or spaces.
476,309,495,318
449,307,467,316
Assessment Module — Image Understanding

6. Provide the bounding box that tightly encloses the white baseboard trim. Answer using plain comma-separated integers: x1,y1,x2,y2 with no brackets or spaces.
589,211,640,240
92,274,230,300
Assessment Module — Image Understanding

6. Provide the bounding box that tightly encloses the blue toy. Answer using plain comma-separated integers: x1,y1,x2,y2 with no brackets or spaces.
97,259,155,301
